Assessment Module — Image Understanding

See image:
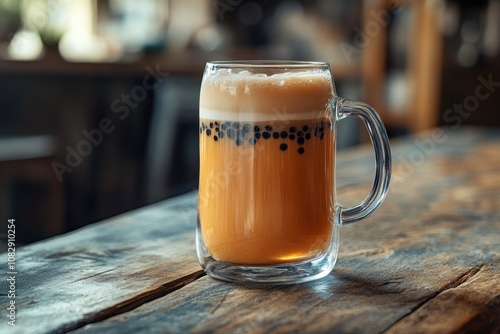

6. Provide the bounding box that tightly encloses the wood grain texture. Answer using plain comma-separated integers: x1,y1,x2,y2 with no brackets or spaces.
0,193,202,334
1,128,499,334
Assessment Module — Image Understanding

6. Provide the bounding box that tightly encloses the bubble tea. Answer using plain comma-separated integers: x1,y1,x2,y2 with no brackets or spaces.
198,68,335,265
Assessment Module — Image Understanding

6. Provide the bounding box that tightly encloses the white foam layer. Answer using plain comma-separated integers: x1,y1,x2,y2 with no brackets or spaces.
207,68,330,79
200,108,329,122
202,69,331,91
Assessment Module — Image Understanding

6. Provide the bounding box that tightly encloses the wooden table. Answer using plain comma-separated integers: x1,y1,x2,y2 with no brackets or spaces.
1,128,499,334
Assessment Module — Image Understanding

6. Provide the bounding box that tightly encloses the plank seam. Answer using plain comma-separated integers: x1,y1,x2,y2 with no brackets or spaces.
54,270,206,334
382,264,486,333
435,264,485,293
69,268,117,283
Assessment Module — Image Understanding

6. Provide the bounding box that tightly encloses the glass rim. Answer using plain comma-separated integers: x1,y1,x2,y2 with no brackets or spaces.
206,60,330,70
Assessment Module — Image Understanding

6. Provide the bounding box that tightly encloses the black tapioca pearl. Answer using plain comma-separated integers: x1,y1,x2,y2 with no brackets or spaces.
254,132,261,139
235,138,243,146
215,121,219,125
280,131,288,139
243,124,251,134
297,137,305,145
219,132,225,139
213,136,218,142
237,129,245,138
297,131,304,137
265,125,272,131
206,129,212,136
221,124,227,131
319,120,325,129
227,128,235,139
298,147,305,154
279,143,288,151
232,122,240,129
209,122,214,129
248,137,256,145
273,132,280,139
319,126,325,133
289,126,297,133
320,133,325,140
302,125,309,132
254,125,260,132
199,128,203,134
289,134,296,140
305,133,311,140
262,132,271,139
215,127,220,132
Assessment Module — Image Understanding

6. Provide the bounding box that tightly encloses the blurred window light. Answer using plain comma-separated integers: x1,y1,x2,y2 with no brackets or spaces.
7,29,44,60
57,0,101,61
58,0,121,62
105,0,169,52
24,0,49,30
483,0,500,58
17,0,69,44
384,71,410,113
193,25,228,52
166,0,211,51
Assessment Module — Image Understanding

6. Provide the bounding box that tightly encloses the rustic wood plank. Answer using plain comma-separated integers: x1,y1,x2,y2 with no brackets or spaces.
386,265,500,334
0,193,202,334
68,224,498,334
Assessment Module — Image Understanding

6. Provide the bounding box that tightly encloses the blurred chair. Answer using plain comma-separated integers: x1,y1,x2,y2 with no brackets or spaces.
362,0,444,134
144,75,200,204
0,135,64,243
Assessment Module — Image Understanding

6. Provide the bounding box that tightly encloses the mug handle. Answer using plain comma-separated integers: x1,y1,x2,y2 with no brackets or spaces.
334,97,392,224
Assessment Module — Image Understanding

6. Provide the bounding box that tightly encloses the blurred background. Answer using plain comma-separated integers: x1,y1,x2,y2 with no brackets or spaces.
0,0,499,246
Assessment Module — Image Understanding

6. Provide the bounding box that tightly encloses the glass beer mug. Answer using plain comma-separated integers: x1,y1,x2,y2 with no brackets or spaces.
197,61,391,284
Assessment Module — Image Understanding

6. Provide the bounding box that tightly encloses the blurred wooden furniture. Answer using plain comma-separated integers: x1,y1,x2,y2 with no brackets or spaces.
0,50,190,233
0,136,64,242
1,127,498,334
144,75,200,204
362,0,444,133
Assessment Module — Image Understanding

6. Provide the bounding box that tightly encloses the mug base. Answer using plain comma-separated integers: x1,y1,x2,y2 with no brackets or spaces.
199,252,338,285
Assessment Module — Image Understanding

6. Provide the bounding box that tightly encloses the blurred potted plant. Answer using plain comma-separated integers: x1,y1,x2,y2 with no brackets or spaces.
0,1,22,43
20,0,67,49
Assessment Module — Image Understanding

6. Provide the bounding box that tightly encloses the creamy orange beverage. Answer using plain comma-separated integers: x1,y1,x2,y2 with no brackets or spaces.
199,69,335,265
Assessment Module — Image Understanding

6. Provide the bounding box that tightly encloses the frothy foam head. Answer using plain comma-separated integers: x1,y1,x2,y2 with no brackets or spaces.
200,69,334,121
